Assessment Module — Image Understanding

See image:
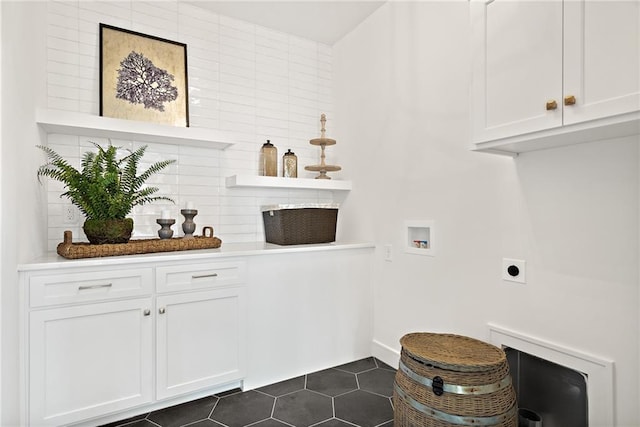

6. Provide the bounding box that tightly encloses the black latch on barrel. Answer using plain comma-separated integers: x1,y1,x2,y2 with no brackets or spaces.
432,376,444,396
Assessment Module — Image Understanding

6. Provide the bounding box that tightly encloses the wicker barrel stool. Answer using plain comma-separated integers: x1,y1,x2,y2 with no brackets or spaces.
393,332,517,427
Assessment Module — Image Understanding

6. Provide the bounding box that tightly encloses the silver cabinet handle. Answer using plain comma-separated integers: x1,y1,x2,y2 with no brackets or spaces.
78,283,113,291
143,309,151,316
159,307,166,314
192,273,218,279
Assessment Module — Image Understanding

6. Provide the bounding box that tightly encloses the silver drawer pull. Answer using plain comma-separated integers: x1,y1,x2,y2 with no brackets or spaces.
78,283,113,291
143,309,151,316
192,273,218,279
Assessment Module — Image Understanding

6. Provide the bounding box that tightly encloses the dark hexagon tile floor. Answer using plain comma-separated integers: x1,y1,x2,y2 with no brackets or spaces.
306,368,358,397
103,357,396,427
211,390,275,427
334,390,393,427
273,389,333,426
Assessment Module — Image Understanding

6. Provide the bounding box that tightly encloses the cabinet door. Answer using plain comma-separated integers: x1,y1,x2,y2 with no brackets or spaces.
470,0,563,143
563,1,640,125
29,299,153,426
156,287,245,400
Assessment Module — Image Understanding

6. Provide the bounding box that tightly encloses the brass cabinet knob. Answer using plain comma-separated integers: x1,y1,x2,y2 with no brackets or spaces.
564,95,576,106
546,100,558,110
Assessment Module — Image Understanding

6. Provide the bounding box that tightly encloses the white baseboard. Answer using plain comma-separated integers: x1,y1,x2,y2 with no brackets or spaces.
371,339,400,369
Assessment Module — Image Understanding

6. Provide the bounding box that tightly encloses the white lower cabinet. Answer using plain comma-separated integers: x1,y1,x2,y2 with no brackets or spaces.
29,298,154,426
22,260,246,426
156,287,245,400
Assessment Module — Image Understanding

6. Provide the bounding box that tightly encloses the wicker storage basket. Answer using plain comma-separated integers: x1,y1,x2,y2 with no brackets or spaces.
261,204,338,245
394,332,517,427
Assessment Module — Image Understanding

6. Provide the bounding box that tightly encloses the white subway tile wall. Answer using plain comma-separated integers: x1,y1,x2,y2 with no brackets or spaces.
44,1,338,251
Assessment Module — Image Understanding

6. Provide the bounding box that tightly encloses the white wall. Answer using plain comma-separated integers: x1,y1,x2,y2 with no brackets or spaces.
3,0,639,425
1,1,340,424
0,2,3,421
1,2,48,425
43,1,341,250
333,2,639,425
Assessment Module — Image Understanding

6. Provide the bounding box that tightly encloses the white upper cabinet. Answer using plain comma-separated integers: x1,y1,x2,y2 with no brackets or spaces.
470,0,640,155
563,1,640,124
471,1,563,141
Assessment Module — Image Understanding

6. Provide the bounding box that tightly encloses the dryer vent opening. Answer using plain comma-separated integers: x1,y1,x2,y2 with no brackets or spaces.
505,347,588,427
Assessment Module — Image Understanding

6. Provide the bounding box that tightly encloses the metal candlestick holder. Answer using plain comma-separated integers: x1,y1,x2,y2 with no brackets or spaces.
156,218,176,239
181,209,198,239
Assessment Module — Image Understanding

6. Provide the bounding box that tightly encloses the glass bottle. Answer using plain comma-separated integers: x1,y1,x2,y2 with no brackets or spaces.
282,149,298,178
259,140,278,177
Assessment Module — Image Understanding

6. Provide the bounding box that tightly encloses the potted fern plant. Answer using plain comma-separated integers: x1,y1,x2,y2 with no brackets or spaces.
37,142,176,244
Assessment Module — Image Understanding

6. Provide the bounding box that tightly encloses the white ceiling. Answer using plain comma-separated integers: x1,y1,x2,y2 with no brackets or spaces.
184,1,386,45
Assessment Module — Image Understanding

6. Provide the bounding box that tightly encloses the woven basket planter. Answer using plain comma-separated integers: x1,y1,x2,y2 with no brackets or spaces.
393,332,517,427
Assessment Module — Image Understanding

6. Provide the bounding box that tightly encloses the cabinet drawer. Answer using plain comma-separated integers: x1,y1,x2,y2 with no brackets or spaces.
156,261,246,293
29,268,153,307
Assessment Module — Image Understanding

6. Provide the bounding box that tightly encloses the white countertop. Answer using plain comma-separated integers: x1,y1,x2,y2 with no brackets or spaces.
18,241,375,271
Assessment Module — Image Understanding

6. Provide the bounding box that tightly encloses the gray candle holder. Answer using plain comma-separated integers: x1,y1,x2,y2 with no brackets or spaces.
156,218,175,239
181,209,198,239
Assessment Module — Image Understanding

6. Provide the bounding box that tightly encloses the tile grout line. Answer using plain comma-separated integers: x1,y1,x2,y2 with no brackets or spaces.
331,395,336,419
269,392,277,418
207,396,220,420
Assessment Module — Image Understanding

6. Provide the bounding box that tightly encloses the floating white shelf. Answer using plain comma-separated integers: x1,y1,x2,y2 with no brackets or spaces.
225,175,352,191
36,109,235,149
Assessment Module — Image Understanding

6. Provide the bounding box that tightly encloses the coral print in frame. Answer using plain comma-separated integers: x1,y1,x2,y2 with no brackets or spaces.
100,23,189,127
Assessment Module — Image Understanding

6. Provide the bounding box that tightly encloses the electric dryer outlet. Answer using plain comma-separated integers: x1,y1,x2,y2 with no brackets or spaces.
502,258,526,284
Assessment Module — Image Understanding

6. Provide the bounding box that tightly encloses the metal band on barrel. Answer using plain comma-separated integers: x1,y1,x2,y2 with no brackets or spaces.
399,360,512,395
394,383,517,426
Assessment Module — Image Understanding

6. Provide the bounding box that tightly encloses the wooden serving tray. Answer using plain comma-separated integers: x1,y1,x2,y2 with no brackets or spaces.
57,230,222,259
